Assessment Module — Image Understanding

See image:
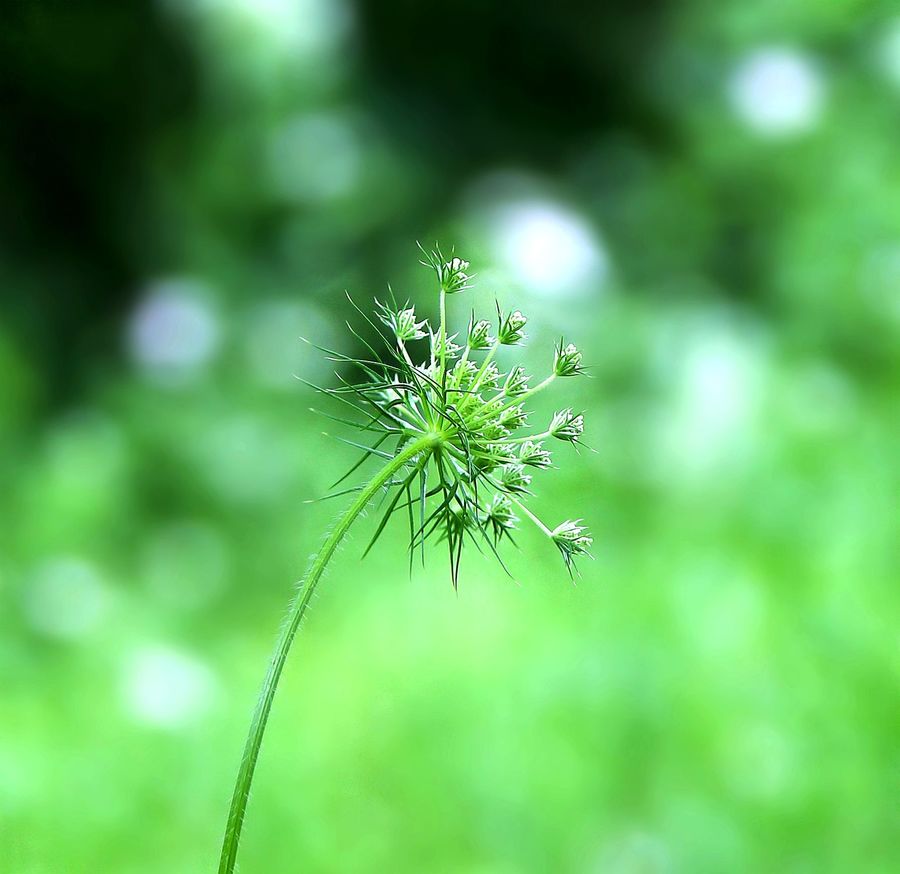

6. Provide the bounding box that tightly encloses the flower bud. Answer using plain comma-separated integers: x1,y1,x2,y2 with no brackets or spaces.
472,453,500,475
430,328,461,360
483,494,518,543
480,421,509,442
553,340,584,377
550,519,593,569
498,462,532,494
480,361,500,390
503,365,529,397
519,440,552,469
548,409,584,443
497,309,527,345
440,256,471,294
467,318,493,350
452,358,479,388
376,300,428,342
498,404,527,431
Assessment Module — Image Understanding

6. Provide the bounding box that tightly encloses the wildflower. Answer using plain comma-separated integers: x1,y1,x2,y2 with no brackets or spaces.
483,495,518,543
420,244,473,294
480,421,510,442
429,327,461,360
441,256,471,293
479,361,501,390
310,251,589,581
452,358,479,388
219,246,594,874
498,404,527,431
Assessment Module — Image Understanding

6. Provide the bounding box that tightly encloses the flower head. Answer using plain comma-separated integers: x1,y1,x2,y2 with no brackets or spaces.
503,365,529,397
550,520,593,574
314,247,592,583
429,327,461,361
467,318,494,350
519,440,552,469
548,409,584,443
553,340,585,377
376,299,427,342
497,308,527,345
483,495,518,544
419,244,473,294
498,463,532,495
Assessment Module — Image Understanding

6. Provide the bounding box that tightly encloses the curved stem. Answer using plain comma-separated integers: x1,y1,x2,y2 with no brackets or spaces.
218,433,437,874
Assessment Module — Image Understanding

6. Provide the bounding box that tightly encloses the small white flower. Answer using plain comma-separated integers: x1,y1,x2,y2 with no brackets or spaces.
441,257,471,293
503,365,529,396
429,328,462,360
376,300,428,342
519,440,551,469
467,318,494,350
550,519,593,572
548,409,584,443
498,309,527,345
482,494,518,542
553,340,584,377
498,463,532,494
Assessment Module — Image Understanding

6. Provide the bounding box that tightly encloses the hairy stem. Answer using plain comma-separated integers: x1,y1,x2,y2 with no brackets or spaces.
439,289,447,379
218,433,437,874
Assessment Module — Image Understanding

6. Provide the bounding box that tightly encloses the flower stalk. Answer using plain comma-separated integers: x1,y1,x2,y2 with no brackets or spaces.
217,245,592,872
217,433,437,874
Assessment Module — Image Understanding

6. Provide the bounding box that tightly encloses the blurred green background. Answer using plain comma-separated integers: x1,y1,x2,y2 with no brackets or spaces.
1,1,898,872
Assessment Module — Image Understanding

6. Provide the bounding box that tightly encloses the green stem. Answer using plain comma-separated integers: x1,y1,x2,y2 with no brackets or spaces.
468,340,499,394
507,373,555,407
508,493,554,537
439,289,447,382
470,374,556,428
505,430,551,444
449,344,471,390
217,433,438,874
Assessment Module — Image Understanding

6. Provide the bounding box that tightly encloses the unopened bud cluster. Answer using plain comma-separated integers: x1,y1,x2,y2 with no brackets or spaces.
333,246,593,579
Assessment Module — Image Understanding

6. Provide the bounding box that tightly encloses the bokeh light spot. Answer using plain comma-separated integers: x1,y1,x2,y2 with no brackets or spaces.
243,299,338,388
729,47,824,136
653,315,767,484
877,18,900,89
128,279,221,383
268,113,361,203
23,557,112,641
489,199,608,298
122,645,218,729
141,521,230,611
